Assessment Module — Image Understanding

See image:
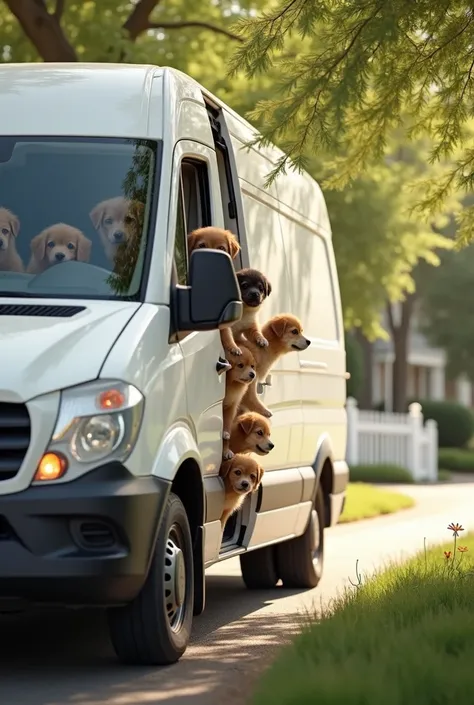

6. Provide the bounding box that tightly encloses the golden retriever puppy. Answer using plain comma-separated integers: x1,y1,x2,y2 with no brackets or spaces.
230,411,274,457
219,454,264,528
187,226,240,259
240,314,311,418
89,197,144,264
0,207,23,273
222,346,257,460
27,224,92,274
220,268,272,357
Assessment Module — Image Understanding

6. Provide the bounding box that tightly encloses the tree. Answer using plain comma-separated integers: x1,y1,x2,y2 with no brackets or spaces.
231,0,474,241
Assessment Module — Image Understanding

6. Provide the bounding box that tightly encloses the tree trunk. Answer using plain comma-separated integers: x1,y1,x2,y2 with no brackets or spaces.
355,329,373,409
4,0,77,61
387,295,415,412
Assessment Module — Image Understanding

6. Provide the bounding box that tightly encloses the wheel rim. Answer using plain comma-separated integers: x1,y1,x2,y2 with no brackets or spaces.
163,523,187,633
311,509,321,566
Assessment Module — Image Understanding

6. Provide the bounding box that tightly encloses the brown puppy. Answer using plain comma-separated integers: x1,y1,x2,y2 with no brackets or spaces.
0,207,23,273
220,268,272,357
187,226,240,259
230,411,274,456
219,454,264,527
222,346,257,460
27,224,92,274
89,196,144,264
240,314,311,418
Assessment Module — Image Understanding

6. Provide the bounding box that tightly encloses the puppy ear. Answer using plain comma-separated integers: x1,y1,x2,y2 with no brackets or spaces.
89,203,105,231
270,317,288,338
226,232,241,259
130,200,145,225
219,458,234,479
264,275,272,298
187,232,198,254
9,213,20,237
253,464,264,490
239,415,255,436
76,232,92,262
30,231,47,261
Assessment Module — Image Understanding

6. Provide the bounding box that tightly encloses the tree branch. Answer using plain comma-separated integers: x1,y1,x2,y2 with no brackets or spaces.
123,0,162,41
53,0,65,21
3,0,76,61
147,20,244,42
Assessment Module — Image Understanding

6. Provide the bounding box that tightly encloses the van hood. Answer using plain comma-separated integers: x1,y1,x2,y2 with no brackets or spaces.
1,301,141,403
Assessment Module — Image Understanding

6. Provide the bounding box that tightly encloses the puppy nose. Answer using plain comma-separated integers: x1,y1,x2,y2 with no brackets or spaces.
249,370,256,379
0,240,5,250
268,442,275,450
55,252,65,261
113,230,125,242
305,338,311,346
241,480,250,490
249,290,259,300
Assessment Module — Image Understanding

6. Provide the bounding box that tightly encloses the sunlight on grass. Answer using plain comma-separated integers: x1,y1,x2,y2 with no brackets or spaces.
253,526,473,705
339,482,414,523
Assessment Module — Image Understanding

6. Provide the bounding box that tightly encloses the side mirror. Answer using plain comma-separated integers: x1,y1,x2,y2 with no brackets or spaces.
174,249,242,332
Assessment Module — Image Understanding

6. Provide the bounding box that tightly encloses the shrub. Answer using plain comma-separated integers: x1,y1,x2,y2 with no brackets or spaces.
417,399,474,448
438,448,474,472
349,463,413,484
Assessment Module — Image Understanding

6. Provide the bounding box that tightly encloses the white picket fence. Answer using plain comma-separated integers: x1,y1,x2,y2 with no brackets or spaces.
346,397,438,482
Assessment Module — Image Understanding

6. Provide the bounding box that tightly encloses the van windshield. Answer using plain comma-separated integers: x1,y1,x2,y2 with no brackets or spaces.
0,137,159,300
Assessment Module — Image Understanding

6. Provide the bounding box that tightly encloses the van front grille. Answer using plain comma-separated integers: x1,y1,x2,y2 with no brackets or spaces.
0,402,30,481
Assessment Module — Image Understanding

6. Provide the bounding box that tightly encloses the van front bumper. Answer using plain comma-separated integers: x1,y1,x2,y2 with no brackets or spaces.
0,463,170,606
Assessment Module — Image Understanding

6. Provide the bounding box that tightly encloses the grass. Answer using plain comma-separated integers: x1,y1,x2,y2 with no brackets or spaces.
438,447,474,472
339,482,414,523
438,468,453,482
252,527,474,705
349,463,414,484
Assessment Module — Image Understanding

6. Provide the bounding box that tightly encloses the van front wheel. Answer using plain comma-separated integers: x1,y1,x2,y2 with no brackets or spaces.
108,493,194,665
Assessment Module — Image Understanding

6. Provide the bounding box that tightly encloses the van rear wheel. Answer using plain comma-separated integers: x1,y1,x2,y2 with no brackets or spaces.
275,486,325,589
107,493,194,665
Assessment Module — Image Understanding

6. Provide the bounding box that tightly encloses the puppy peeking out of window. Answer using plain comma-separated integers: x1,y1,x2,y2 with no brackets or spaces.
219,453,264,528
220,268,272,356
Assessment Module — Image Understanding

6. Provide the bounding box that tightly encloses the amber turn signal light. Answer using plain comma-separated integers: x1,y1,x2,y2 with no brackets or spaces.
34,452,68,482
98,389,125,411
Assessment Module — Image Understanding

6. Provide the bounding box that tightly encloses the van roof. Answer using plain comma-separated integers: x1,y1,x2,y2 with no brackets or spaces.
0,63,164,137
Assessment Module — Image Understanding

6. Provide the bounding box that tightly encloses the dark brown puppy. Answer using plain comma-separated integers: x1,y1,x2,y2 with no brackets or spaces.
220,268,272,357
219,454,264,528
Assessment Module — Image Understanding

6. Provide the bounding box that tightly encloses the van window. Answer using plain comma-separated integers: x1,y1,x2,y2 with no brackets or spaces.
0,136,160,301
174,179,188,286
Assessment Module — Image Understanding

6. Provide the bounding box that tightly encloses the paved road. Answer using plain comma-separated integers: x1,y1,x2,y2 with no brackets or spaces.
2,480,474,705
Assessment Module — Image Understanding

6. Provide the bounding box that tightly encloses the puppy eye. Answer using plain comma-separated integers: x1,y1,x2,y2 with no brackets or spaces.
251,365,255,369
237,363,244,369
218,245,226,251
291,328,299,335
257,430,264,437
104,217,113,226
250,474,256,481
67,242,75,250
1,228,8,235
240,282,248,288
258,284,263,291
234,469,242,476
47,240,55,248
197,242,206,248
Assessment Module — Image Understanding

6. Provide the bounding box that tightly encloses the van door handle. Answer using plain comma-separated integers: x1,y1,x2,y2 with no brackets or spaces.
216,357,232,375
299,360,328,370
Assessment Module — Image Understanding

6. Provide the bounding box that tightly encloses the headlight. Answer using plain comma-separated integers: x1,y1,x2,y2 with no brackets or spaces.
48,379,144,466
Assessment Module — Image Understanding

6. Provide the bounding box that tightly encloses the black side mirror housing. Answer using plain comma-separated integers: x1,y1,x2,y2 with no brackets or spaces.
174,248,242,332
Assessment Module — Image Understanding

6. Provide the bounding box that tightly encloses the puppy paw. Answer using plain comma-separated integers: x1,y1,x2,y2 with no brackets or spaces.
222,431,231,440
256,335,269,348
262,408,273,418
223,449,234,460
228,346,242,356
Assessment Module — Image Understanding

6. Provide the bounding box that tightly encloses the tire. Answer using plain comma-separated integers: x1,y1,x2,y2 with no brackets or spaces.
240,544,279,589
107,493,194,665
275,486,325,589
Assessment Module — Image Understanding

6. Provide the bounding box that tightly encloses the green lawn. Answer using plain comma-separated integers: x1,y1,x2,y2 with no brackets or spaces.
339,482,415,523
252,530,474,705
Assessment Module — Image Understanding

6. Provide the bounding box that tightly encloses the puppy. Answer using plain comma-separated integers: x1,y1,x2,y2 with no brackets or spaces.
240,314,311,418
187,226,240,259
89,196,144,264
230,411,274,456
220,268,272,357
222,346,257,460
27,224,92,274
219,454,264,528
0,207,23,273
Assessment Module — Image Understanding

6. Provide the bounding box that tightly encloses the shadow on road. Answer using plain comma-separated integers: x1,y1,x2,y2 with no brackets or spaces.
0,571,307,705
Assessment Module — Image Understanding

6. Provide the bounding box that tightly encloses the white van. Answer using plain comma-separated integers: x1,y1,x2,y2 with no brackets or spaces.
0,63,348,665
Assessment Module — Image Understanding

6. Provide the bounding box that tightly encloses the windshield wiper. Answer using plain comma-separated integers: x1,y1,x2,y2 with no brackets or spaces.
0,291,41,298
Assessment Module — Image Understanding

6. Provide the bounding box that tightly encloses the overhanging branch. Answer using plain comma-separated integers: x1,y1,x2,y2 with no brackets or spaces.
147,20,244,41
